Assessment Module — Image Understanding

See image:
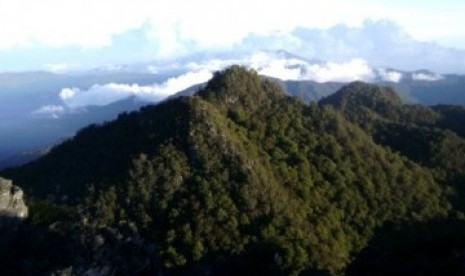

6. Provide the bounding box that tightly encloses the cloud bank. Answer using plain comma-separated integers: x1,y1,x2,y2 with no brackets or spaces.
2,0,465,50
57,51,410,110
247,53,375,82
237,20,465,73
32,105,65,119
186,52,403,83
59,70,213,108
412,72,443,81
377,69,403,83
1,0,465,73
2,17,465,73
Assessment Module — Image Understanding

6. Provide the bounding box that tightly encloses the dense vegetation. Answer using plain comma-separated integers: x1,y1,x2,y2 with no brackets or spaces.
1,66,464,275
320,82,465,212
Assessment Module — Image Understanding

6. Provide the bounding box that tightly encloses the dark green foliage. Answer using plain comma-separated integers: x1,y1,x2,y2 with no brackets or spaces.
346,219,465,276
0,217,157,275
433,104,465,137
0,222,76,275
28,200,75,226
321,81,465,213
2,67,461,275
319,81,440,127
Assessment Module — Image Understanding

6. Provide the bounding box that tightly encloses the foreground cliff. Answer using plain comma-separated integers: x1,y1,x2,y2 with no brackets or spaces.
0,177,28,223
0,177,28,230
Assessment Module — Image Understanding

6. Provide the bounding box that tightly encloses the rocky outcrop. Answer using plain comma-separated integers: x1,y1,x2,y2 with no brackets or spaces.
0,177,28,229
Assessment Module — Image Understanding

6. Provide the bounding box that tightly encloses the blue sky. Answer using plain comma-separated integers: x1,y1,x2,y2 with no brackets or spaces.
1,0,464,73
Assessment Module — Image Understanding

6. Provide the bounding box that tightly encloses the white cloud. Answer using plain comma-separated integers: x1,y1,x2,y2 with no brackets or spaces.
182,52,378,83
412,73,443,81
364,1,465,48
186,59,239,72
106,65,123,72
377,68,403,82
232,20,465,73
154,70,213,97
248,52,305,80
59,69,213,108
243,52,375,82
1,0,464,51
0,1,465,74
57,54,384,110
0,0,147,49
146,65,158,74
303,59,375,83
32,105,65,119
59,88,77,100
256,60,303,80
45,63,70,73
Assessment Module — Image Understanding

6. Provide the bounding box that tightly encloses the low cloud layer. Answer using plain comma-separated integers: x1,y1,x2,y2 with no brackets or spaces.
51,47,451,110
32,104,65,119
58,52,411,110
377,69,403,83
59,70,213,109
412,72,443,81
189,52,402,83
250,54,375,82
236,20,465,73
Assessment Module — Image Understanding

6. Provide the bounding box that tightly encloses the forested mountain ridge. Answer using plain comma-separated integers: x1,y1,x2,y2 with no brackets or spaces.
0,66,462,275
320,81,465,213
319,81,465,133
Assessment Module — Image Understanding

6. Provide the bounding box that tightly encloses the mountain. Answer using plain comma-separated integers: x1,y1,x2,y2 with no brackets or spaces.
2,66,458,275
280,80,345,102
164,50,465,105
0,70,170,166
318,82,465,275
0,147,52,171
166,78,344,104
0,96,149,169
394,73,465,105
2,51,465,172
320,82,465,211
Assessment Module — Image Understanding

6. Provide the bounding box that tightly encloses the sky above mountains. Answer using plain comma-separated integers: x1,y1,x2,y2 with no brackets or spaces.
0,0,465,73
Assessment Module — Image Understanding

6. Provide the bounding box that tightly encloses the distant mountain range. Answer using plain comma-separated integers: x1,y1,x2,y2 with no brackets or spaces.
1,51,464,169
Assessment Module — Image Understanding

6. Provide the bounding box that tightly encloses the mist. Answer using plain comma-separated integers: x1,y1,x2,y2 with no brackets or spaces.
59,70,213,109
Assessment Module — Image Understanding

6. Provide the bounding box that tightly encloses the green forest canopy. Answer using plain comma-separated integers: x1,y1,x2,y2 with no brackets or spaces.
2,66,465,275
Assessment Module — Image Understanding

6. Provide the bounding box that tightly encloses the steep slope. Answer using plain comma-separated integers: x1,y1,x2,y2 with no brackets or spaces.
320,82,465,212
0,96,148,170
319,81,438,126
2,66,449,275
346,219,465,276
432,104,465,137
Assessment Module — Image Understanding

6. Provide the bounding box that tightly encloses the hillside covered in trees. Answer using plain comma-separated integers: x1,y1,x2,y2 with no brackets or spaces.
1,66,465,275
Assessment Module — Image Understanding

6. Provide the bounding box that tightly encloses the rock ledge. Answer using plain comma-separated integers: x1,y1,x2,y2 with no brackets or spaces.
0,177,28,228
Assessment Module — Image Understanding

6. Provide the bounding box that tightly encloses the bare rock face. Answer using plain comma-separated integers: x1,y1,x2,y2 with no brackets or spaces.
0,177,28,229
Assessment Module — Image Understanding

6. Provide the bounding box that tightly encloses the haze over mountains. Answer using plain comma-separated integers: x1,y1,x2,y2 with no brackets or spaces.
2,3,465,169
1,45,465,169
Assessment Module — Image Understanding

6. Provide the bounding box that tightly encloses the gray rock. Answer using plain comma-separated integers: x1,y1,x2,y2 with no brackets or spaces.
0,177,28,229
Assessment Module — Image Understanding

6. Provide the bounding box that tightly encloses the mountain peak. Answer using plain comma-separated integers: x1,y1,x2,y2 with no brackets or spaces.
201,65,261,98
198,65,285,112
320,81,402,111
